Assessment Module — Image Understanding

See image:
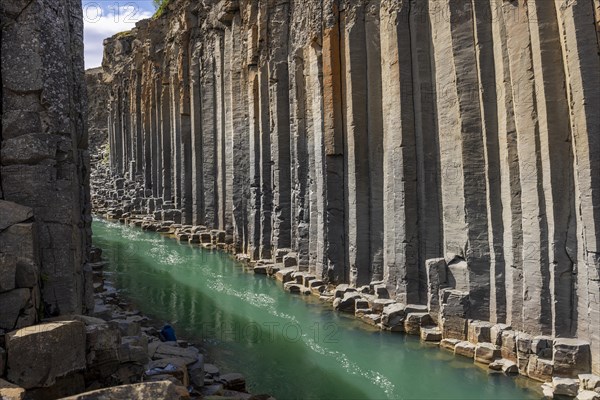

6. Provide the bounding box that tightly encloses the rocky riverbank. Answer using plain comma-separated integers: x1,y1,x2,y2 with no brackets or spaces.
91,154,600,400
1,240,273,400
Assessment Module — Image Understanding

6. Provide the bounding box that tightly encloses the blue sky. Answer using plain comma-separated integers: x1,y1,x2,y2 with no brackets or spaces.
82,1,155,69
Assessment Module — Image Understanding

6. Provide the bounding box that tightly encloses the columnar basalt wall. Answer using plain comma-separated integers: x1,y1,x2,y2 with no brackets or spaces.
1,0,91,320
95,0,600,374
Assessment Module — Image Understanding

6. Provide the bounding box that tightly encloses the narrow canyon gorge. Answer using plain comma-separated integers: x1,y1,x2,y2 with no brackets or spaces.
1,0,600,399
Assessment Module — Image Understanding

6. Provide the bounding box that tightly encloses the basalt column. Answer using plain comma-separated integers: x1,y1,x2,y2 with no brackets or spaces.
554,0,600,374
344,1,373,287
409,0,442,300
247,7,262,259
268,0,293,253
200,40,218,228
179,31,194,225
190,40,204,226
527,0,577,338
322,2,347,283
490,0,524,332
227,14,250,252
380,0,419,303
430,0,491,319
305,43,327,278
1,0,90,318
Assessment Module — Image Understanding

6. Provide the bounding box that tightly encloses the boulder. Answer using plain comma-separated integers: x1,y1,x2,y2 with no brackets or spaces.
200,233,212,244
468,321,492,344
490,324,511,346
380,303,406,331
59,380,187,399
84,320,121,375
370,299,396,313
6,321,86,388
541,383,554,399
527,355,554,382
532,336,554,359
517,332,533,355
334,284,356,299
439,289,469,340
112,318,142,337
425,258,447,323
355,298,370,310
420,326,442,342
454,341,476,359
577,391,600,400
552,377,579,397
579,374,600,391
404,313,433,335
284,283,311,295
188,356,205,388
282,253,298,268
475,343,501,364
118,336,149,364
146,358,189,387
501,330,518,361
204,363,220,377
489,359,519,374
405,304,429,314
360,313,381,326
274,267,296,283
218,373,245,392
0,378,25,400
333,292,361,312
440,338,460,351
149,342,199,365
253,265,268,275
373,284,390,299
553,339,592,377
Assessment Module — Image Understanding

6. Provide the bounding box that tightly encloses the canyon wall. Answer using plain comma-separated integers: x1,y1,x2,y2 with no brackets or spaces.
1,0,91,323
96,0,600,373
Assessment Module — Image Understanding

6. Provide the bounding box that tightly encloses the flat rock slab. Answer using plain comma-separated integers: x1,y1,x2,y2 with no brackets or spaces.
60,380,187,399
552,377,580,397
149,342,199,364
6,321,86,389
0,378,25,400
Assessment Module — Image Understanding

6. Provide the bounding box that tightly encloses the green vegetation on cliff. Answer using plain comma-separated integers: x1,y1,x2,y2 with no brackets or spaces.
153,0,170,19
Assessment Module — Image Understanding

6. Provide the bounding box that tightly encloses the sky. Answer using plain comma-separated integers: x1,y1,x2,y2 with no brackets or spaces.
82,1,156,69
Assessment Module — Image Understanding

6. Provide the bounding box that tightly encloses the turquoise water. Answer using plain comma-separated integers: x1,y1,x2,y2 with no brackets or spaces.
93,219,539,400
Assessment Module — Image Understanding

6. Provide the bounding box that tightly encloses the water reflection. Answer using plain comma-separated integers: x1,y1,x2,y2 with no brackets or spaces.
93,219,538,400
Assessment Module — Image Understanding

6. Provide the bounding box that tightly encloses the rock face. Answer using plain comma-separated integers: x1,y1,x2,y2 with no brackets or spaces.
91,0,600,374
85,68,110,158
1,0,91,319
5,321,86,389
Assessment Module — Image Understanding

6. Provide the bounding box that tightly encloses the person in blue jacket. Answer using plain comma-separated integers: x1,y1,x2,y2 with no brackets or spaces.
159,324,177,342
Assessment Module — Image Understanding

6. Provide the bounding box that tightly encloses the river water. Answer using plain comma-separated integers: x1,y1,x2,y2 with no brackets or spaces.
93,219,539,400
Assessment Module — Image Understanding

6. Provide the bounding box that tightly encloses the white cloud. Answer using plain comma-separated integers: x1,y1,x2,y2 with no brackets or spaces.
83,2,154,69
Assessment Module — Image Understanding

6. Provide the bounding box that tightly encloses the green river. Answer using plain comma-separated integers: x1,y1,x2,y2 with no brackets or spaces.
93,219,540,400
